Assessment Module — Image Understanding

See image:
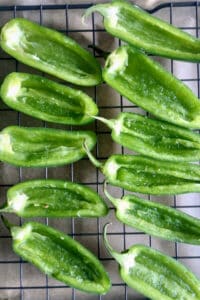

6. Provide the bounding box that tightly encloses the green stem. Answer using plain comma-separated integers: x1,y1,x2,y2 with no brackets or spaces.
93,116,114,130
82,4,108,23
83,140,103,168
103,223,124,265
103,181,120,207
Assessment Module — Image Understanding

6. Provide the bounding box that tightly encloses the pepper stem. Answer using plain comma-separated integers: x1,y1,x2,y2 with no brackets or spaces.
103,181,120,207
83,140,102,168
82,4,109,24
1,215,13,231
103,223,124,265
93,116,114,130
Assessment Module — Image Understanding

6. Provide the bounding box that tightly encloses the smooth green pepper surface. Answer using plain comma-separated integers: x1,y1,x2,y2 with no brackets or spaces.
1,179,108,217
1,73,98,125
104,185,200,244
84,0,200,62
0,126,96,167
9,221,111,294
0,18,102,86
103,45,200,129
97,112,200,162
104,224,200,300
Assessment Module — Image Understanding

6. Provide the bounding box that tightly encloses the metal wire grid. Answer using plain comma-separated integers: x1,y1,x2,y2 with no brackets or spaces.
0,2,200,299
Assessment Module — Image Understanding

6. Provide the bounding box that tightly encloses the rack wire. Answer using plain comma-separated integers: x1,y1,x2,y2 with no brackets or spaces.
0,1,200,299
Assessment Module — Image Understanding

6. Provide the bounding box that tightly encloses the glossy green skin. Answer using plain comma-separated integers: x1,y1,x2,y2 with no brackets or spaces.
109,193,200,244
109,244,200,300
11,222,111,294
0,18,102,86
0,126,96,167
3,179,108,217
85,0,200,62
103,45,200,129
102,155,200,194
1,73,98,125
107,112,200,162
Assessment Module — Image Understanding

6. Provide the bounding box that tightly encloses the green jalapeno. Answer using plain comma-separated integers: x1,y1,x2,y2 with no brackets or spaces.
0,179,108,217
0,126,96,167
103,224,200,300
84,0,200,62
0,18,102,86
95,112,200,162
1,72,98,125
85,146,200,194
2,218,111,294
104,183,200,244
102,45,200,129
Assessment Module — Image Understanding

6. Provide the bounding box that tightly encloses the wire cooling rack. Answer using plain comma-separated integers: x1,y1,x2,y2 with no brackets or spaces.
0,2,200,300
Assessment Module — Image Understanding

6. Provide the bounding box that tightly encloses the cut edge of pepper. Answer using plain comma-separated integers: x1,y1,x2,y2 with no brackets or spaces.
104,46,128,75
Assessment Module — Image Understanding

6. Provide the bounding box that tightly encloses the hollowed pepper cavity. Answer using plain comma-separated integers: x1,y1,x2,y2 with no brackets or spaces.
0,179,108,218
1,72,98,125
104,224,200,300
0,126,96,167
4,220,111,294
84,0,200,62
0,18,102,86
